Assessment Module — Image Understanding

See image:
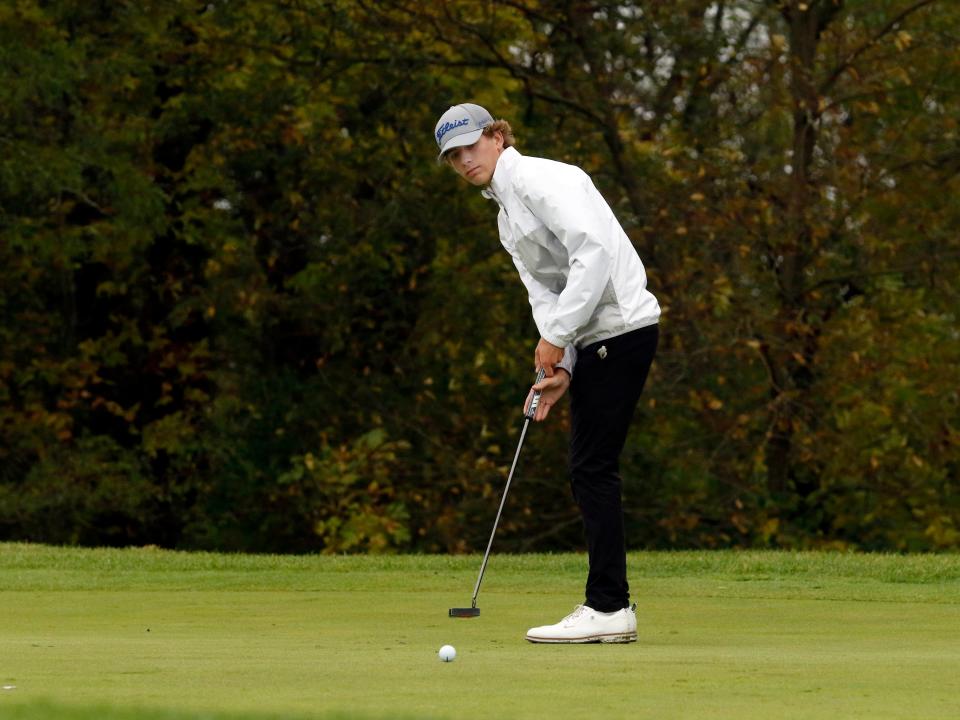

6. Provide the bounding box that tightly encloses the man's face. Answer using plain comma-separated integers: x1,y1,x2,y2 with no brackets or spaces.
446,131,504,186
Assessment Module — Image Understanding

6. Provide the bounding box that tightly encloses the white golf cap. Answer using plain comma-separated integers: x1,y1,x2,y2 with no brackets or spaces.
434,103,494,160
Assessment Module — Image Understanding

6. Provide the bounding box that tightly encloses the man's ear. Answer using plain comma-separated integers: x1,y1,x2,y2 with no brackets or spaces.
492,130,505,151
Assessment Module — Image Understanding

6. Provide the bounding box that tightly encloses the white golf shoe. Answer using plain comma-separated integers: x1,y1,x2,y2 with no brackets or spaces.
525,603,638,644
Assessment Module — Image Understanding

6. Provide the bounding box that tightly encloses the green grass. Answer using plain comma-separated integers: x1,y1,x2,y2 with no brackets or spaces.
1,544,960,719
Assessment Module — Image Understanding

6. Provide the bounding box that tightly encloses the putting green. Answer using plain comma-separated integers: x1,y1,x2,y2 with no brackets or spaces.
1,544,959,719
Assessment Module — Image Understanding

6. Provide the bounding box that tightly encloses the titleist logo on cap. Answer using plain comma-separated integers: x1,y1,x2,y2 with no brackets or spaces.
436,118,470,144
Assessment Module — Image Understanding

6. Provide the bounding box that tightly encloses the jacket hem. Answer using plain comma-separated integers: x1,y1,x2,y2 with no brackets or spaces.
574,318,659,350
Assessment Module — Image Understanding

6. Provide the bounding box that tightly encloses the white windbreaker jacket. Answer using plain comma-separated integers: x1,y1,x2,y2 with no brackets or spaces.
482,147,660,373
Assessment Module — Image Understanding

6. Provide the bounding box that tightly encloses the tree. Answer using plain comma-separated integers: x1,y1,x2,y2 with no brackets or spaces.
2,0,957,551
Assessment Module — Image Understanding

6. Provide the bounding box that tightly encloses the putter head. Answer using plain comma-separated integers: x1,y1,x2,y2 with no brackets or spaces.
449,607,480,618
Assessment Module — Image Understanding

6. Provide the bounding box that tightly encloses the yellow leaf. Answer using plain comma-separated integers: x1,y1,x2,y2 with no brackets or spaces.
762,517,780,538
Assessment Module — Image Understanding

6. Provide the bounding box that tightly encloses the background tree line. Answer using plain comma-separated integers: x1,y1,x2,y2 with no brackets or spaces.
1,0,958,553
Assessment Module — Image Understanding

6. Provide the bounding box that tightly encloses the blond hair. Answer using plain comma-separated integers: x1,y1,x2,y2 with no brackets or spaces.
483,119,516,148
440,119,516,164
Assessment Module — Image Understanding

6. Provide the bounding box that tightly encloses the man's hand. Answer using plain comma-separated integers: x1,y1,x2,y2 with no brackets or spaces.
535,337,565,377
523,369,570,422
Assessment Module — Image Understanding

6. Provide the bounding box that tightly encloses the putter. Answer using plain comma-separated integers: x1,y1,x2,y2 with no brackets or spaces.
449,367,547,618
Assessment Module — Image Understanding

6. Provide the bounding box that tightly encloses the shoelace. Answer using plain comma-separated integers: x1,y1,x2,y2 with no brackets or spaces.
562,604,587,623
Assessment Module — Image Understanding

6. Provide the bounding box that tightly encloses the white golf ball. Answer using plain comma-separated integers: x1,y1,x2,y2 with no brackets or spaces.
438,644,456,662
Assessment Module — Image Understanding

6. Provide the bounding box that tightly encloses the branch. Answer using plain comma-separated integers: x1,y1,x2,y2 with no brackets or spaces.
819,0,939,95
823,83,960,113
433,2,607,126
517,514,581,551
801,255,960,297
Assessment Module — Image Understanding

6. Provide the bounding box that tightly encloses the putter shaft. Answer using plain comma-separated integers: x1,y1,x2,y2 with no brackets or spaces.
468,368,546,609
470,416,532,607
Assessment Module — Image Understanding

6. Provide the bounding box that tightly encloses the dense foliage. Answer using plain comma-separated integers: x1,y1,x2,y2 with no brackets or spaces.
2,0,958,552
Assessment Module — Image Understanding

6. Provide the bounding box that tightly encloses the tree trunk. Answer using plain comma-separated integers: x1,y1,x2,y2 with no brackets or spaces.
765,1,842,494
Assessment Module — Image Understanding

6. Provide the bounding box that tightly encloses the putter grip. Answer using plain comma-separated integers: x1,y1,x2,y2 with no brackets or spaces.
524,367,548,419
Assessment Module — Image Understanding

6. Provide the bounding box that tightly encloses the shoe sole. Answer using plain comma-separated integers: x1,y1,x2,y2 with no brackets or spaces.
525,632,637,644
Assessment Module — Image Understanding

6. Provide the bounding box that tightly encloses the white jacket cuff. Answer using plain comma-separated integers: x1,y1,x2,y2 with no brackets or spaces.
558,345,577,377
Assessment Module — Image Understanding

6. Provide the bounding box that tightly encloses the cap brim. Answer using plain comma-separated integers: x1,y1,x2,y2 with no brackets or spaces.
437,128,483,161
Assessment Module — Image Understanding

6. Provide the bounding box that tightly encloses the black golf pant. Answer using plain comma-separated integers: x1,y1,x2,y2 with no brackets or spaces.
569,324,658,613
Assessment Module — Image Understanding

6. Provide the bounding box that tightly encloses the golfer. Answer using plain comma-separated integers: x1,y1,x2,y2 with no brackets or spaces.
434,103,660,643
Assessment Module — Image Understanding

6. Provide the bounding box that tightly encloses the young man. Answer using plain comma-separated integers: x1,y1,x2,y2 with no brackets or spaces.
434,103,660,643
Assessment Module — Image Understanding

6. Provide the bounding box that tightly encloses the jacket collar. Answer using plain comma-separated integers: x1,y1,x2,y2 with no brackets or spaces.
481,146,521,201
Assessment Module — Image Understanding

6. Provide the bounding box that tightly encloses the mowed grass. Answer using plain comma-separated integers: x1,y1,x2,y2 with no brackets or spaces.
1,544,960,719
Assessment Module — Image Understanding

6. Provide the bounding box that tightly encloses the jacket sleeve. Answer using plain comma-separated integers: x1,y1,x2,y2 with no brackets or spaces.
515,166,614,348
507,250,578,376
508,252,557,334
